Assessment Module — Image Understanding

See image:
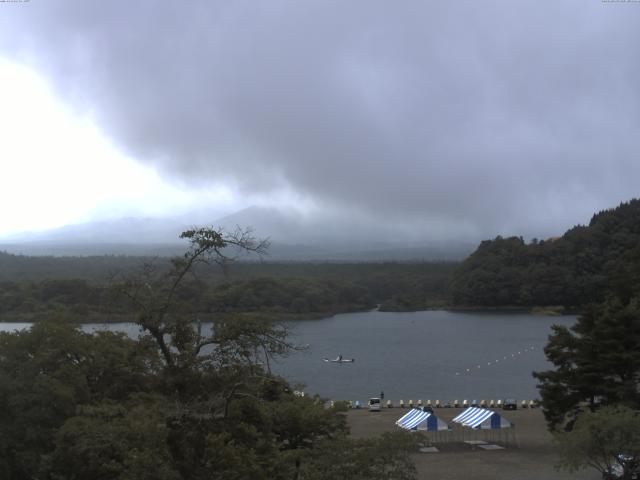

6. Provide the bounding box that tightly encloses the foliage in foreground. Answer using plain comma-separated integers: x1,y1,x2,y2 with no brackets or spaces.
555,405,640,479
0,321,419,480
0,227,419,480
533,296,640,430
300,432,420,480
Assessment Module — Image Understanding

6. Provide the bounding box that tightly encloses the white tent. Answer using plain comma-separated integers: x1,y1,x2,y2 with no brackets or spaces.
395,408,450,432
451,407,513,429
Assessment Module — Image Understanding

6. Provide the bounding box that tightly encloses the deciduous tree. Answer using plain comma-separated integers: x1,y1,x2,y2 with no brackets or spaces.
555,405,640,479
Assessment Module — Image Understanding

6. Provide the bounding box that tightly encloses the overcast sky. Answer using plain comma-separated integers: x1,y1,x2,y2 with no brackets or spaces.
0,1,638,242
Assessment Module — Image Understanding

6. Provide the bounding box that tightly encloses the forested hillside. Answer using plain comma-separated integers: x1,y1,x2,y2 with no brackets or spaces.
0,256,455,321
4,199,639,317
451,199,640,308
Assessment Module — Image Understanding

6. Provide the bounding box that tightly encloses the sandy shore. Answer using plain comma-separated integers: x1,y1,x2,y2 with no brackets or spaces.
347,407,601,480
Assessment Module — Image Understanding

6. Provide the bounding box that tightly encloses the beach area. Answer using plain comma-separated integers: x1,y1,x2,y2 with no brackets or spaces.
347,407,601,480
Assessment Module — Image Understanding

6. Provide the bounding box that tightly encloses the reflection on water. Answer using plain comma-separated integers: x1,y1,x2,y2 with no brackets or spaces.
0,310,574,401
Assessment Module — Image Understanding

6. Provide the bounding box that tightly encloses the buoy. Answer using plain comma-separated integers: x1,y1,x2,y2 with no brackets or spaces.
435,400,441,408
386,399,393,408
399,399,405,408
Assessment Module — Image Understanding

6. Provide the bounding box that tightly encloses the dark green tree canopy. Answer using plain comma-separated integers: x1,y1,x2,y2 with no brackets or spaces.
555,405,640,479
534,296,640,430
0,227,420,480
452,198,640,308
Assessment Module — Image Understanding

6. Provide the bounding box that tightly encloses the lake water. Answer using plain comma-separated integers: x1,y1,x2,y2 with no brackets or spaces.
0,310,574,403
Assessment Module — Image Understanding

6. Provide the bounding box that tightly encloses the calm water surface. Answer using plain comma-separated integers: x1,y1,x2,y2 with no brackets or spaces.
0,310,574,402
275,310,575,402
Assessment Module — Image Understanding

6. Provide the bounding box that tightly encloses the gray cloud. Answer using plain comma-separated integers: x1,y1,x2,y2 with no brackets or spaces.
2,0,639,240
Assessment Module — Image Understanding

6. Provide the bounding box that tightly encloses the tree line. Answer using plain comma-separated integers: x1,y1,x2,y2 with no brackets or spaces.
451,199,640,309
526,200,640,478
0,228,420,479
0,260,455,322
3,199,640,478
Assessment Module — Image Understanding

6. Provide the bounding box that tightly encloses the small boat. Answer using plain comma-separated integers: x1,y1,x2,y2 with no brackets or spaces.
322,354,355,363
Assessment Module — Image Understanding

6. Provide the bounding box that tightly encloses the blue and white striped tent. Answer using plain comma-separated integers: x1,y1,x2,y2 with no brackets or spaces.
396,408,450,432
451,407,513,429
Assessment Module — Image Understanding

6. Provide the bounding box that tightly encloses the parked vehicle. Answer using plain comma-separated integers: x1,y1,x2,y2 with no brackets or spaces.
602,454,639,479
368,397,381,412
503,398,518,410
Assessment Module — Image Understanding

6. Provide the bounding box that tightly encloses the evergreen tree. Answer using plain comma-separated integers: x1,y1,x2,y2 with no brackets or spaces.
534,296,640,430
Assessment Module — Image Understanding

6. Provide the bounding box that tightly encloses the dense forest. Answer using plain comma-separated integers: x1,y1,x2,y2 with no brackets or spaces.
0,254,455,322
451,199,640,310
3,199,640,321
3,202,640,478
529,203,640,478
0,229,419,479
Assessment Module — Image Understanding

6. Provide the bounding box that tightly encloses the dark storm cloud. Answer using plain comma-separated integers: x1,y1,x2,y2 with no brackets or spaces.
2,0,639,239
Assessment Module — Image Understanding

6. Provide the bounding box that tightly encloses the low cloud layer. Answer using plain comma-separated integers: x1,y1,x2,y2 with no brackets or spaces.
2,1,639,241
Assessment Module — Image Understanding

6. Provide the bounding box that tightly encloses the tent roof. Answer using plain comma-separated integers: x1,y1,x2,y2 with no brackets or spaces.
395,408,449,431
451,407,512,429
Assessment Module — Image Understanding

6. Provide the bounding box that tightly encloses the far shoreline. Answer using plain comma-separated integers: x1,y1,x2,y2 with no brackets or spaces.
0,305,579,324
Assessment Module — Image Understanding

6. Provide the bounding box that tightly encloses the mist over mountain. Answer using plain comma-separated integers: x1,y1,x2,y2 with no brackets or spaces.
0,206,475,260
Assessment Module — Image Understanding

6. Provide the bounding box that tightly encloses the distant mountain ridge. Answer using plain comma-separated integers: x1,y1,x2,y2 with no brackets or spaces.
0,206,475,261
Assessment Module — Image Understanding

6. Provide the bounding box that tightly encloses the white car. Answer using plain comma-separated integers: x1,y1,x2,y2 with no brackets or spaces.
368,397,381,412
